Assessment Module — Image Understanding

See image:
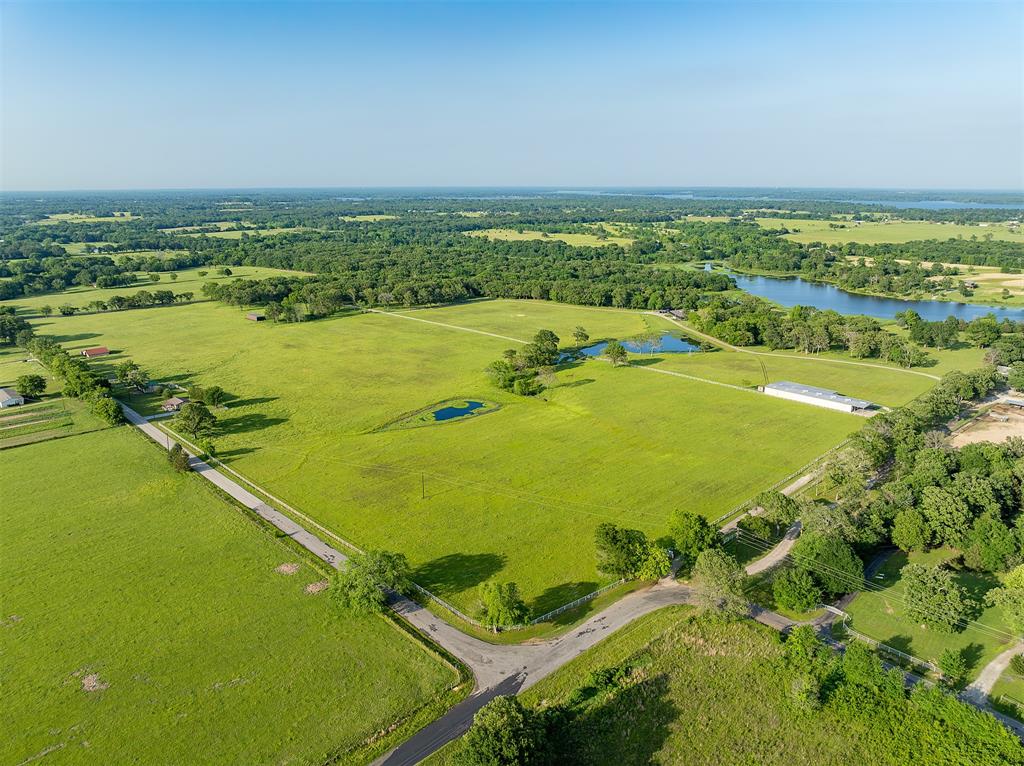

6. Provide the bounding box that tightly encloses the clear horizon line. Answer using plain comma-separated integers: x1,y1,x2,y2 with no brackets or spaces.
3,184,1023,195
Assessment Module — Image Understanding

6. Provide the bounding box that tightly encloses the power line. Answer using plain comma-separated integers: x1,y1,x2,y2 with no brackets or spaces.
735,529,1020,643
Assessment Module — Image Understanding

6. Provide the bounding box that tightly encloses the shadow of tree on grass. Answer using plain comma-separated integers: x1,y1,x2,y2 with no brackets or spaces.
413,552,506,596
216,413,288,435
550,673,675,765
530,581,598,620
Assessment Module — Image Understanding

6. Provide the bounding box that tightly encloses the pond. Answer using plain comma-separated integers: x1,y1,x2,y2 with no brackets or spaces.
433,400,486,421
579,333,701,357
728,272,1024,323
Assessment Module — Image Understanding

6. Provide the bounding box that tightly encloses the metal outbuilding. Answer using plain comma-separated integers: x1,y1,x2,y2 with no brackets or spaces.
761,381,874,413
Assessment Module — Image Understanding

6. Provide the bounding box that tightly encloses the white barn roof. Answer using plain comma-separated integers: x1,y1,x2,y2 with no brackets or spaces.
765,381,873,410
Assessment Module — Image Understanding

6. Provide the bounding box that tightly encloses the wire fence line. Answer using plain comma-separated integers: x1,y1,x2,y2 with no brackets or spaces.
830,609,941,674
527,579,627,626
712,438,852,526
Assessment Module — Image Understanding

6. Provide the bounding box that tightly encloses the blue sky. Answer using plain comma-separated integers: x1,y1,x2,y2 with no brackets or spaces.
1,1,1021,190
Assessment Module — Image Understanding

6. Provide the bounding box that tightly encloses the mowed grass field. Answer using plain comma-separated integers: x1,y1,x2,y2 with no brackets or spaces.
28,299,865,615
843,548,1016,681
465,227,633,248
1,266,306,315
756,217,1024,245
1,427,458,765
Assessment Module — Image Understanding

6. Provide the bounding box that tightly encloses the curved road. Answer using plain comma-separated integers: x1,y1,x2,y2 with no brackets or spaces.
122,403,1023,763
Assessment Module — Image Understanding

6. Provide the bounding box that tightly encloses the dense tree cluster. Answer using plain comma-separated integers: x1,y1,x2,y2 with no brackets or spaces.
0,307,32,344
593,523,670,581
731,237,1024,298
486,330,561,397
687,296,932,366
22,335,124,425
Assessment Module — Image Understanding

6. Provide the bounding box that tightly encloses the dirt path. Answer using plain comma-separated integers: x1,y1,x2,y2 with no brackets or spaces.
964,642,1024,705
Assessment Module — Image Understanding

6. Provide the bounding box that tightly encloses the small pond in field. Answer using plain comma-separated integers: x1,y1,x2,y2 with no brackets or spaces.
579,333,701,357
433,400,486,421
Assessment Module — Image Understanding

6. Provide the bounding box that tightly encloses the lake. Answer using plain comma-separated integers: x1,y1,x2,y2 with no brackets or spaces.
580,334,701,356
728,272,1024,322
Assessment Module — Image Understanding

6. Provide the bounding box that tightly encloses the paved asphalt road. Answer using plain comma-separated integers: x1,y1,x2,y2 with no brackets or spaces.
122,403,1024,763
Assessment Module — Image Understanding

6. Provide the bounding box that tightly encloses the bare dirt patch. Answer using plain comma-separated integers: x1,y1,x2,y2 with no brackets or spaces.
275,562,299,575
81,673,109,692
304,579,329,595
951,405,1024,447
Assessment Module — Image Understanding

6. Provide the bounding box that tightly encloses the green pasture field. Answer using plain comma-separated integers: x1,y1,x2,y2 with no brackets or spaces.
755,217,1024,245
0,265,306,315
28,299,860,615
427,605,1020,765
34,212,136,225
62,241,115,255
377,398,500,432
1,426,459,765
647,347,952,407
465,227,633,248
842,548,1015,681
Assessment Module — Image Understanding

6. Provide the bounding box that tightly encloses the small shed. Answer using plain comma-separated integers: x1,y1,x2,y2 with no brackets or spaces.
0,387,25,408
81,346,110,358
161,396,190,412
246,312,265,322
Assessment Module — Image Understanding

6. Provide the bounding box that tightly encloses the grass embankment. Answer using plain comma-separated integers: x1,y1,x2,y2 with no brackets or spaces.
843,548,1016,681
0,265,307,315
1,426,460,765
27,299,924,615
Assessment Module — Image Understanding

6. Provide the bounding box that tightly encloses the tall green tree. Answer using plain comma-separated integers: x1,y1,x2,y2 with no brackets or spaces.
691,548,747,617
175,402,217,439
901,563,970,633
594,523,648,578
331,549,412,614
603,340,628,366
455,695,547,766
987,565,1024,634
892,508,931,553
791,532,863,597
14,374,45,398
669,509,720,574
479,581,528,629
